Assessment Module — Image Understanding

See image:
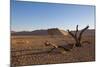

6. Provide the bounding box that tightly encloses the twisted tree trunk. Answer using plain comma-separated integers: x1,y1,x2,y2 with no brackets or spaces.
67,25,89,47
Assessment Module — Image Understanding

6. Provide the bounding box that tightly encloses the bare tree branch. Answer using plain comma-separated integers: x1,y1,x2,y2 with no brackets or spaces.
75,25,78,39
67,25,89,47
67,30,76,39
78,25,89,41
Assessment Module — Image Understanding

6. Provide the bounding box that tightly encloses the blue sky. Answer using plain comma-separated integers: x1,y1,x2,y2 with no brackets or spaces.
11,0,95,31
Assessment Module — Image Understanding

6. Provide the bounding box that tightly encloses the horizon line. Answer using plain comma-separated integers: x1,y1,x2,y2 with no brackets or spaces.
11,28,95,32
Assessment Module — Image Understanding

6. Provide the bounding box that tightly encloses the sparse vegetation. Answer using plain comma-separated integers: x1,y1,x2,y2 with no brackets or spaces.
67,25,89,47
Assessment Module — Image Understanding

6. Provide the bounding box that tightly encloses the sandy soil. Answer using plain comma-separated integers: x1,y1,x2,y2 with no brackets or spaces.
11,33,95,66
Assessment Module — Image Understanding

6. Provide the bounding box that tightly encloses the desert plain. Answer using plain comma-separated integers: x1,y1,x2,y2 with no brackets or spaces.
11,29,95,66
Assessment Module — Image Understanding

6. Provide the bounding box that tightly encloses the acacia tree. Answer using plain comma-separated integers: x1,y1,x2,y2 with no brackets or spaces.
67,25,89,47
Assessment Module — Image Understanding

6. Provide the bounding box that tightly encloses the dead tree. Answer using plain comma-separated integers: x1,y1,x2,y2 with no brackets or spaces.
44,41,73,53
67,25,89,47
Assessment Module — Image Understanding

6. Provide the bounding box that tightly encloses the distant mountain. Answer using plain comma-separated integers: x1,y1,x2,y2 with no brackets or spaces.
71,29,95,36
11,31,16,33
11,29,95,36
11,30,48,36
